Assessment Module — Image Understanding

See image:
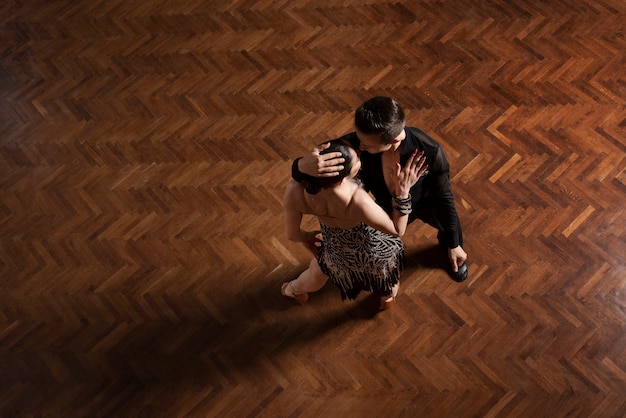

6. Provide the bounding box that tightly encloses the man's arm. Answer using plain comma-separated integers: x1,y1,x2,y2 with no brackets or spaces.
292,142,346,179
429,146,461,248
429,146,467,271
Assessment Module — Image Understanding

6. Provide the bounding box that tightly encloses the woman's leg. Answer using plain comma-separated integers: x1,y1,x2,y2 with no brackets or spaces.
290,258,328,293
282,258,328,302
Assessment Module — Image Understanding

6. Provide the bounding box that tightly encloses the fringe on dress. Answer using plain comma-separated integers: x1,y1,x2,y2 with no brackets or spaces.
318,222,404,300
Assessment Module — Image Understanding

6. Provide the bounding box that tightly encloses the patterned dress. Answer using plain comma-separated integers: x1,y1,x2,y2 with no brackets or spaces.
318,222,404,300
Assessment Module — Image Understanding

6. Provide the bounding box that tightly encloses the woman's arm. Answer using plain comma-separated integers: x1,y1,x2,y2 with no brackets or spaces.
349,189,407,236
350,151,427,236
283,180,321,258
283,180,303,240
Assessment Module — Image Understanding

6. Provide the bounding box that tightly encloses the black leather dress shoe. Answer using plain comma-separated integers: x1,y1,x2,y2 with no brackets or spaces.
452,262,468,282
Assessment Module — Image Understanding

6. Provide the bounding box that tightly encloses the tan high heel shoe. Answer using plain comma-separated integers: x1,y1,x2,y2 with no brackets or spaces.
379,295,395,310
281,282,309,304
380,283,399,310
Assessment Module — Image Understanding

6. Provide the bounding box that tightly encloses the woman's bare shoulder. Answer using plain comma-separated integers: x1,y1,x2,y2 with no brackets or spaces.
284,180,306,207
349,186,375,205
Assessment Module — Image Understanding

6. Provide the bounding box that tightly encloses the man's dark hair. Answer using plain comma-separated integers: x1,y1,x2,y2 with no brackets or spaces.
354,96,406,143
302,139,355,195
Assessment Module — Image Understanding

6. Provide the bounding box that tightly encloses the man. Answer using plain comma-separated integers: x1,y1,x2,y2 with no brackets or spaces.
292,96,468,282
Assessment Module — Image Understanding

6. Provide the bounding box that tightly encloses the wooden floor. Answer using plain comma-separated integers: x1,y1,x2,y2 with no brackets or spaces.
1,0,625,417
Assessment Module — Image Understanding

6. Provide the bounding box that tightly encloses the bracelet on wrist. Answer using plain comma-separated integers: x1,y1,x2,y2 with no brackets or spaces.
392,193,412,215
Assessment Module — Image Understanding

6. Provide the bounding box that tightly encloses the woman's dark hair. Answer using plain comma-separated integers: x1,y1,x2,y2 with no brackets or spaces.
302,139,356,195
354,96,406,143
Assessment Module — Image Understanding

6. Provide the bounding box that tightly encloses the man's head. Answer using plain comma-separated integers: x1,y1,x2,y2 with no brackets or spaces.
354,96,406,153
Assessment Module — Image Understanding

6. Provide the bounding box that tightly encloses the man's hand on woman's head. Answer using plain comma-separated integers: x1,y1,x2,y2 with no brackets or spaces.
298,142,345,177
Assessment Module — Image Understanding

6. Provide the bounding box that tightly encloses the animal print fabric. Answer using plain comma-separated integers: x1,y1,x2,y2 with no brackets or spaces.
318,222,404,300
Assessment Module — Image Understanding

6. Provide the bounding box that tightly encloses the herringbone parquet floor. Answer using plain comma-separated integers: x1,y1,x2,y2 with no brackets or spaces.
1,0,625,417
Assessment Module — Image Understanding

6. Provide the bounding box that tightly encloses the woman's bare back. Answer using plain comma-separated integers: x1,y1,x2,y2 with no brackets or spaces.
302,179,361,229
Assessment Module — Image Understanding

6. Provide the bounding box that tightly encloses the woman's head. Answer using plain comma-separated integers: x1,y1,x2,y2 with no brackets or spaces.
302,139,360,194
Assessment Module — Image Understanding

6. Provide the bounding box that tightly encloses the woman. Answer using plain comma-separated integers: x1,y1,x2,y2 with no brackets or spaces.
282,139,427,310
